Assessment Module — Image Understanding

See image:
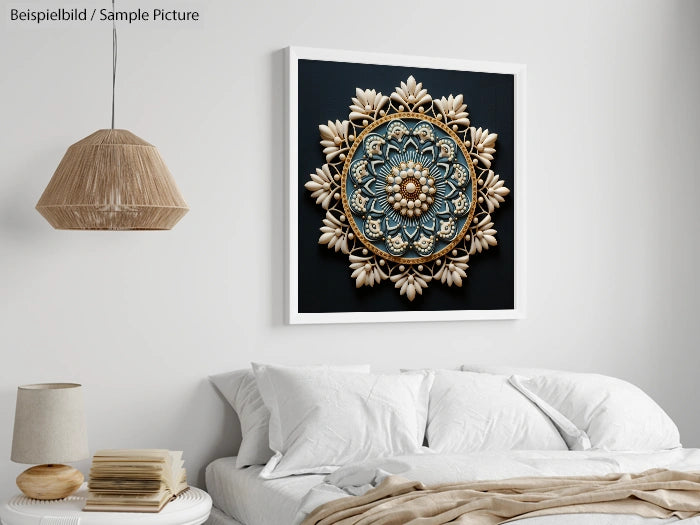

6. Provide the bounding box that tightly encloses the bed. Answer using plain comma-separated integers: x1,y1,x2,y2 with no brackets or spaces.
205,364,700,525
205,457,324,525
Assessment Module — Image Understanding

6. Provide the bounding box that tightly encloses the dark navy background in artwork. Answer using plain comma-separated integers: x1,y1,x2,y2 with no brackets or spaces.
297,59,515,314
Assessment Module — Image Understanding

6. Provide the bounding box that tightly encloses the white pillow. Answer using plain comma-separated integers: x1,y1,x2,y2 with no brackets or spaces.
209,365,369,468
252,363,433,479
509,373,681,451
507,376,590,450
427,370,568,453
462,364,566,376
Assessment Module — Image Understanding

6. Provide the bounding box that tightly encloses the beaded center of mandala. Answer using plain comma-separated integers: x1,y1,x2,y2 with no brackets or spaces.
384,161,437,218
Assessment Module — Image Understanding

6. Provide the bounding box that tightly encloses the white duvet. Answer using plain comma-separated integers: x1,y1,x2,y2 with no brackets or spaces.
294,449,700,524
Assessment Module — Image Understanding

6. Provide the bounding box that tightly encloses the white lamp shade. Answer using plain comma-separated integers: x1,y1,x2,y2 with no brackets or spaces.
11,383,89,465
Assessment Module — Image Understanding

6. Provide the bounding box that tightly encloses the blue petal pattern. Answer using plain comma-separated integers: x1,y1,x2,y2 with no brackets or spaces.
345,117,473,260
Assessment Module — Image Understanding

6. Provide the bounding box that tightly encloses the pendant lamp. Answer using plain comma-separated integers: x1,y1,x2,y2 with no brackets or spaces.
36,2,188,230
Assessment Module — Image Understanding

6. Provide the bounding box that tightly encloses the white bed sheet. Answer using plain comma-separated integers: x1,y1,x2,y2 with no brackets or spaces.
205,457,325,525
206,507,244,525
207,451,700,525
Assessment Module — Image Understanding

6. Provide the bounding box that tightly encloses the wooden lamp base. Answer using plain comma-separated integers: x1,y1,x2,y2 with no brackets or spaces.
16,464,84,500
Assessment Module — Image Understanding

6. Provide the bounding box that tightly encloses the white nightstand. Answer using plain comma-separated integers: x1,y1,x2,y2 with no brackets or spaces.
0,485,212,525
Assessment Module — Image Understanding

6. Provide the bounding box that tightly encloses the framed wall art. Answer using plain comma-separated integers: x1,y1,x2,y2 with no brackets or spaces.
287,46,526,324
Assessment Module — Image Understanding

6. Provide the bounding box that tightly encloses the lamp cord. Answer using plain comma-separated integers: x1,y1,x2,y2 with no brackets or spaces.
111,0,117,130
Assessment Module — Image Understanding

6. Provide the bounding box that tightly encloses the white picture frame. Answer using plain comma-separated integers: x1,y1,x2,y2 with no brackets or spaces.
286,46,526,325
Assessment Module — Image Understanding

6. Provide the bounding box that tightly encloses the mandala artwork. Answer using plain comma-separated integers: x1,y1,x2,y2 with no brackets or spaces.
304,76,510,301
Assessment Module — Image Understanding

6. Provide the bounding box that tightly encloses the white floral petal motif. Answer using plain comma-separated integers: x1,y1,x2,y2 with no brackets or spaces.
318,231,335,244
434,98,445,115
319,120,350,163
348,255,387,288
435,95,470,129
405,283,415,301
470,127,498,158
349,89,389,124
407,76,416,92
469,237,481,254
468,215,498,255
319,120,344,142
321,218,337,229
450,118,471,127
392,272,409,289
304,165,337,210
318,211,350,254
389,267,431,301
434,266,446,282
375,93,389,110
436,254,469,287
349,110,366,121
480,170,511,213
390,75,433,112
399,279,409,296
474,156,491,169
477,215,493,229
482,133,498,147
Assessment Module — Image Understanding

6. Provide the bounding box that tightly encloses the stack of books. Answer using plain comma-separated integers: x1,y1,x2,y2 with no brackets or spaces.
84,449,188,512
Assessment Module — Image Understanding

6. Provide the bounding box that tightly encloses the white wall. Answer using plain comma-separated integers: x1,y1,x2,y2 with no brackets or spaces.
1,0,699,499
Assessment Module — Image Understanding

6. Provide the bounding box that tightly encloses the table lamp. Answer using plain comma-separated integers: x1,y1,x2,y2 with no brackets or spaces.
11,383,89,500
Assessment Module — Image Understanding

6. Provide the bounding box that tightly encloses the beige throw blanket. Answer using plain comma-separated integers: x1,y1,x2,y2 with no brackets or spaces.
302,469,700,525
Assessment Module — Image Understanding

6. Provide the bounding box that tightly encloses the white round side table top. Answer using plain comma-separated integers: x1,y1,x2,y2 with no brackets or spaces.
0,485,211,525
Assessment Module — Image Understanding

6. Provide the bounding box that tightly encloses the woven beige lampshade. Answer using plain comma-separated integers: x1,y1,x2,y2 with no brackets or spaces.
36,129,188,230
